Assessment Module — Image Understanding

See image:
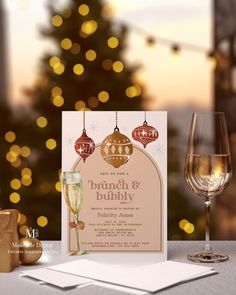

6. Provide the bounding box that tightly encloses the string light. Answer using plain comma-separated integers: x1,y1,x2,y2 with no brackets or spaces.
107,36,119,48
88,96,99,108
81,20,98,35
70,43,81,54
9,192,21,204
73,63,84,75
51,15,63,27
36,116,48,128
98,91,109,103
5,131,16,143
125,85,142,98
179,219,188,230
21,146,31,158
55,181,61,192
102,59,113,70
78,4,90,16
53,63,65,75
112,60,124,73
85,49,97,61
49,56,60,67
52,95,64,107
18,213,27,225
61,38,72,50
19,225,29,236
46,138,57,150
184,222,195,234
10,178,21,190
37,216,48,227
21,178,32,186
75,100,86,110
51,86,62,96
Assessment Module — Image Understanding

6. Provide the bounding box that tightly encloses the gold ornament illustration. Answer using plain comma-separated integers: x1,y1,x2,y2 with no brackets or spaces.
101,112,133,168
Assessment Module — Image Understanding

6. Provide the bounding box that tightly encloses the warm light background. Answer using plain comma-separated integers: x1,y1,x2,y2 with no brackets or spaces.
7,0,213,111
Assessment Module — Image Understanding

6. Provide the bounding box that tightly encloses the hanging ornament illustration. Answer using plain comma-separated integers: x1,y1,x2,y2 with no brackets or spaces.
74,111,95,162
101,112,133,168
132,112,158,148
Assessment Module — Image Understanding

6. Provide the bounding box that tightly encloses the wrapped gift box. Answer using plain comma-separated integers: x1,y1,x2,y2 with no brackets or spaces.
0,209,19,272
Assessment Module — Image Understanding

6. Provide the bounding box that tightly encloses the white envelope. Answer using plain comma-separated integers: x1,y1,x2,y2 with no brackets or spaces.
48,259,217,292
21,268,93,288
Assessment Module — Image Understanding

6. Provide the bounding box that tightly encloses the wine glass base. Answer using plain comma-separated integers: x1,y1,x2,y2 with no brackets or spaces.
69,250,87,256
187,252,228,263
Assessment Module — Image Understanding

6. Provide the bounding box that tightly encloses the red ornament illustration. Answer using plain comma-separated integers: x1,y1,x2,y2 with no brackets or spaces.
132,112,158,148
74,111,95,162
75,130,95,162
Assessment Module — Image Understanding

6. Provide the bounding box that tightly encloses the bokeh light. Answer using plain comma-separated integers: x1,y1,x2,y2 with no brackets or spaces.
125,85,142,98
18,213,27,225
51,86,62,96
46,138,57,150
112,60,124,73
70,43,81,54
75,100,86,110
5,131,16,143
102,59,113,70
10,178,21,190
55,181,61,192
36,116,48,128
81,20,98,35
88,97,99,108
107,36,119,48
52,95,64,107
85,49,97,61
61,38,72,50
19,225,29,236
37,216,48,227
9,192,21,204
73,64,84,75
51,15,63,27
98,91,109,103
21,146,31,158
78,4,90,16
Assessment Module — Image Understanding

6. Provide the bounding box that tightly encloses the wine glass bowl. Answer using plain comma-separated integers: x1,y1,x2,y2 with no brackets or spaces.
184,112,232,263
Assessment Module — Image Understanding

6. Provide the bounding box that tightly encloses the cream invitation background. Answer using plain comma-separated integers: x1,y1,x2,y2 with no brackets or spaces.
62,111,167,256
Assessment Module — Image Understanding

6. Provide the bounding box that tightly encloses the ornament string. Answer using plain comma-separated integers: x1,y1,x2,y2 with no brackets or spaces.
114,111,119,131
144,111,147,125
83,111,86,132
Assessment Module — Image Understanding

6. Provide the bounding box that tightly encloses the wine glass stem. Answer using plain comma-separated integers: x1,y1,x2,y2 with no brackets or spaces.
73,214,80,251
204,197,211,252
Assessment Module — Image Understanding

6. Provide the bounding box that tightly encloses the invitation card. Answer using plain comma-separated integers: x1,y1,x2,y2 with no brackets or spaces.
62,111,167,255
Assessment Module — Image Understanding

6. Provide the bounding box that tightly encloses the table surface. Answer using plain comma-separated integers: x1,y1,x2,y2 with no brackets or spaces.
0,241,235,295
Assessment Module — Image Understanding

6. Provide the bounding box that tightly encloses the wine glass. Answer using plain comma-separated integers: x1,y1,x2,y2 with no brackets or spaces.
185,112,232,262
63,171,86,255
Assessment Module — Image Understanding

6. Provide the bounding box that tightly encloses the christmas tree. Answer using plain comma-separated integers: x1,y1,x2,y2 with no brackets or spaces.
13,0,144,239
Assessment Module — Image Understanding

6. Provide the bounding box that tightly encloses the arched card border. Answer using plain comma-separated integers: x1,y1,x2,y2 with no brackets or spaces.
67,143,163,252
